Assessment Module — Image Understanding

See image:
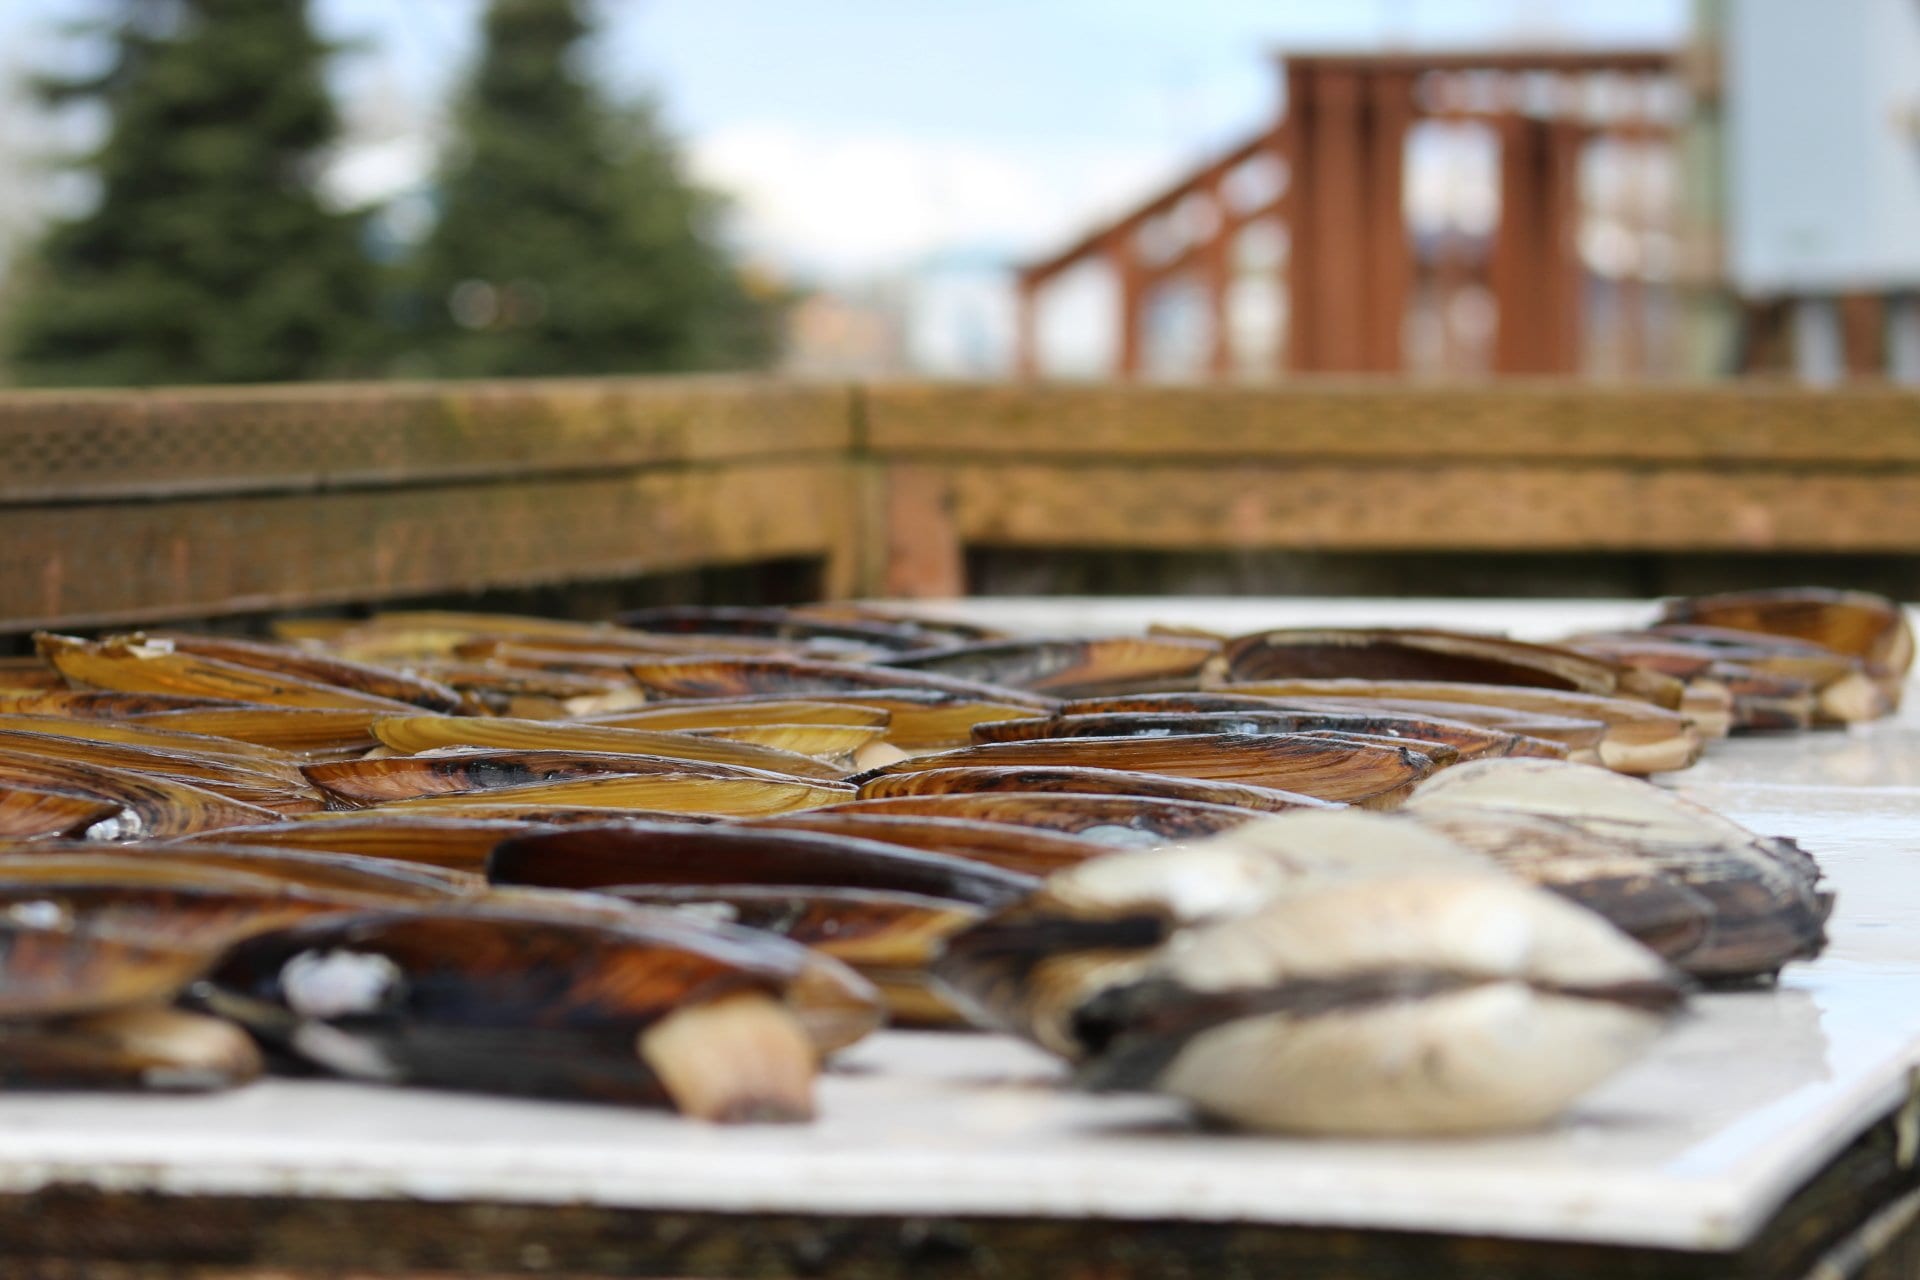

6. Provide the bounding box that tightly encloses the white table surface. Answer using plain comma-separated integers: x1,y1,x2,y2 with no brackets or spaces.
0,598,1914,1254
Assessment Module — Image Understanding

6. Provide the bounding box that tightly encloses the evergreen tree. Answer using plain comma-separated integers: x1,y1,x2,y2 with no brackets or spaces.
4,0,378,386
411,0,777,377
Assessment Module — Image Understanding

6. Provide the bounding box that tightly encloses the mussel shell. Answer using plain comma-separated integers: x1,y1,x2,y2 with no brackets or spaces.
1211,629,1629,693
197,905,878,1103
0,1005,263,1092
615,605,931,653
878,636,1218,697
0,750,280,838
853,733,1435,807
808,793,1262,845
369,717,847,781
856,766,1339,813
37,635,418,713
367,771,849,816
624,657,1056,709
149,633,467,713
973,710,1559,761
604,884,981,968
189,816,562,872
127,707,385,754
304,750,838,807
0,690,247,718
742,812,1112,876
0,787,123,840
489,823,1037,907
1655,588,1913,675
1,842,477,900
577,698,893,731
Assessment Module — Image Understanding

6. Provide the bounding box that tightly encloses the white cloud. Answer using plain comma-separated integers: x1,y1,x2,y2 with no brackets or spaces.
690,121,1183,282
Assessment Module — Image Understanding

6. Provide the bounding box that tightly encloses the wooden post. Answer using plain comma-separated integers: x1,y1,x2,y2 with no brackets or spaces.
1014,275,1040,380
1362,69,1415,372
1112,230,1146,379
1204,174,1236,378
879,464,966,598
1492,114,1584,375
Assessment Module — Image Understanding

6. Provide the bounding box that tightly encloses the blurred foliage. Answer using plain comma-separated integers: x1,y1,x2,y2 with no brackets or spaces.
407,0,781,377
3,0,378,386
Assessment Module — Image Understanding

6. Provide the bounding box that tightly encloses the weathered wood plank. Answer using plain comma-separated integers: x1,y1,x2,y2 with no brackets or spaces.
0,460,843,632
864,382,1920,463
0,378,853,503
943,461,1920,554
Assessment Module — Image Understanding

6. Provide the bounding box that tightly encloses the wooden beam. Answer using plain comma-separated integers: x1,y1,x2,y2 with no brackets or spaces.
942,460,1920,554
861,382,1920,464
0,460,846,633
0,379,853,504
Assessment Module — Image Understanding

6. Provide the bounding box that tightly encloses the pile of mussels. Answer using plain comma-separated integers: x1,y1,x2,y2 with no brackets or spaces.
0,587,1898,1135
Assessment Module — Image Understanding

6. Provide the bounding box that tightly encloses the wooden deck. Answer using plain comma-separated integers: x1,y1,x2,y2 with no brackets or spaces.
3,377,1918,629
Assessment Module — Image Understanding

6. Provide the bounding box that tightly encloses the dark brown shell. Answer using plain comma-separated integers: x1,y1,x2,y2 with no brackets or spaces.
742,812,1112,877
181,816,564,872
197,905,876,1107
879,636,1218,697
0,787,123,840
808,793,1262,844
1655,588,1913,676
1209,629,1632,698
624,656,1056,709
972,710,1561,762
149,633,468,713
855,765,1339,813
854,733,1434,807
0,690,247,718
488,824,1036,907
303,750,834,807
615,605,931,654
0,750,279,838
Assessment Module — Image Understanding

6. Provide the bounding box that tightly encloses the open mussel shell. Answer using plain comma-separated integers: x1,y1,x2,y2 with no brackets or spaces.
1655,587,1914,682
0,867,389,1020
366,770,850,817
857,765,1339,813
1206,629,1635,699
1403,759,1831,979
489,823,1037,907
197,905,882,1120
614,604,932,655
855,733,1435,807
1065,874,1683,1135
877,635,1218,698
0,750,280,838
973,709,1563,762
605,885,985,1026
0,714,298,768
624,656,1057,710
1401,809,1717,965
306,748,818,807
147,633,468,713
369,716,846,782
0,787,124,840
1215,680,1701,775
3,842,480,900
0,1005,263,1092
0,690,247,718
0,728,321,815
36,634,419,713
809,793,1263,846
741,811,1113,877
126,707,386,755
579,698,893,731
187,816,563,873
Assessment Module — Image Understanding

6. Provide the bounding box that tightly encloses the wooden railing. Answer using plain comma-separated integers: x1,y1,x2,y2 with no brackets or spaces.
3,376,1919,630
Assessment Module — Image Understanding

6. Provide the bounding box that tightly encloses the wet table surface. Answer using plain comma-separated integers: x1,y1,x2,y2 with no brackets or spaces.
1,598,1916,1256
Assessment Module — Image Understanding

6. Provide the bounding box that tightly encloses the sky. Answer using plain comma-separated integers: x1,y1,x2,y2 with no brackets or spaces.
0,0,1689,371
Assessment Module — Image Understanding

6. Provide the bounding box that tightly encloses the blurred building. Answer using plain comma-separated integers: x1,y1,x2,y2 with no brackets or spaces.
1017,0,1920,383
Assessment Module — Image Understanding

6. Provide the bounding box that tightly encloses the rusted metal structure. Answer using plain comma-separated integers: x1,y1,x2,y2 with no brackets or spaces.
1015,50,1680,380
